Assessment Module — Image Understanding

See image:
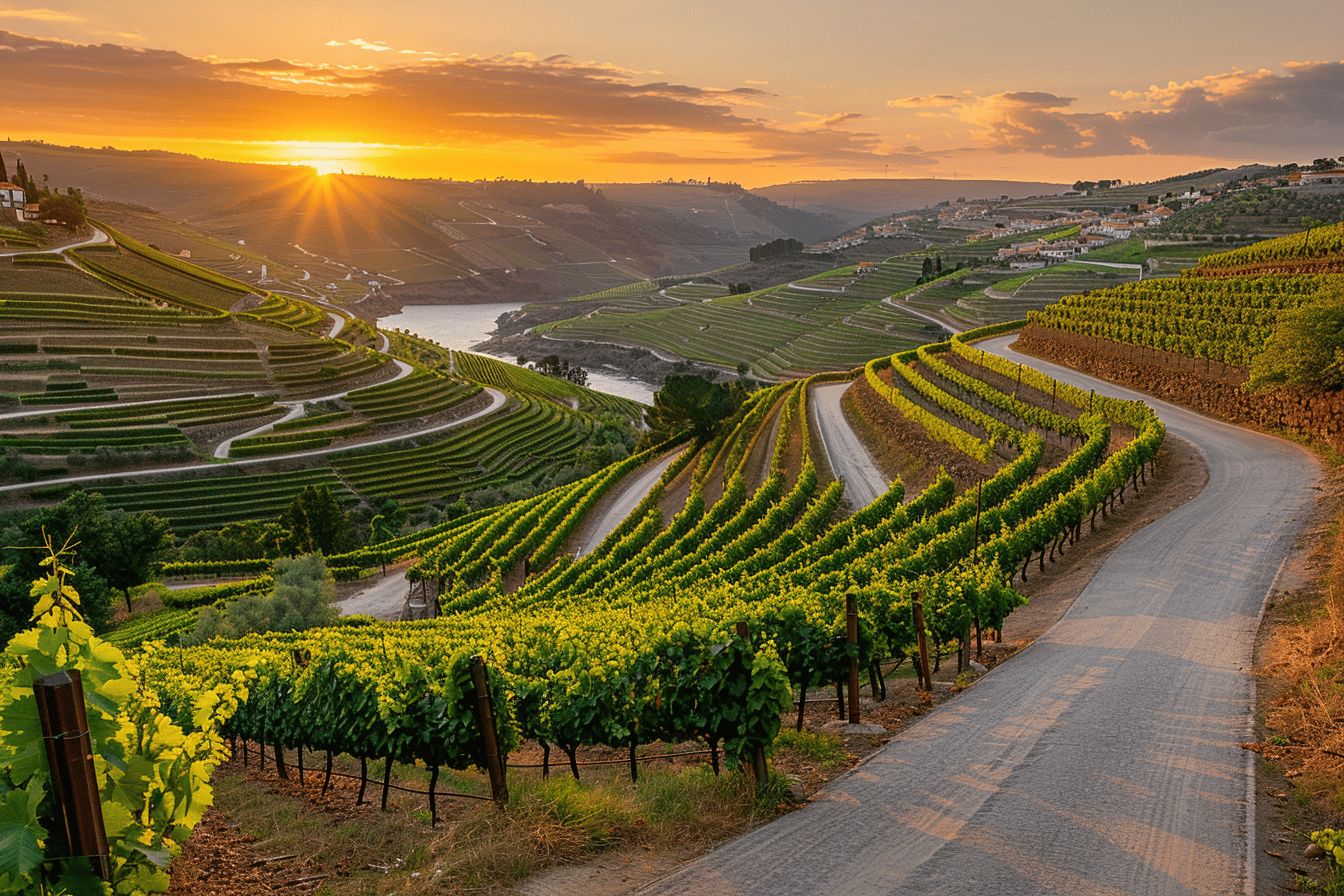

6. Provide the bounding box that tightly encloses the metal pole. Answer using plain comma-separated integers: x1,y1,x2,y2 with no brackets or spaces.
34,670,110,880
469,655,509,807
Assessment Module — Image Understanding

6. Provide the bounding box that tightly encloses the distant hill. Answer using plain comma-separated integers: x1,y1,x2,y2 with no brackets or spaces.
751,178,1068,228
1,141,845,303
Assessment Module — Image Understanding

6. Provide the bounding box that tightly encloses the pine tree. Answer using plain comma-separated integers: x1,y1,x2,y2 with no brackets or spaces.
14,158,28,195
0,151,8,184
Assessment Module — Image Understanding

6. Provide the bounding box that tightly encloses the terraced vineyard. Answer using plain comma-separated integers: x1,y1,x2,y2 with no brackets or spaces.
536,255,943,378
133,318,1164,791
532,231,1150,378
0,222,642,533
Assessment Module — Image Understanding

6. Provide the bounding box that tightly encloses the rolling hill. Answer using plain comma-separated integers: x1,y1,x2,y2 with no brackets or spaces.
752,178,1068,227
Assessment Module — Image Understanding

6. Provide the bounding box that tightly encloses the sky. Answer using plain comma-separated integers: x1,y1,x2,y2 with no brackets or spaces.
2,1,1343,186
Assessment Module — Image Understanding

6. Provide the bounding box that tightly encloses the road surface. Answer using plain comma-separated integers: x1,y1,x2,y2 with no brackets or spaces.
574,450,682,556
0,225,110,258
337,572,410,620
808,382,889,510
641,335,1318,896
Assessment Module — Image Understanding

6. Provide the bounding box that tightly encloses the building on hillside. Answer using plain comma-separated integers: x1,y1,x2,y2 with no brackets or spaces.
0,181,25,219
1292,169,1344,186
22,203,40,222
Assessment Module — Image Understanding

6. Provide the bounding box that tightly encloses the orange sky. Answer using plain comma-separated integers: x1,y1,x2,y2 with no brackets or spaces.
2,2,1343,185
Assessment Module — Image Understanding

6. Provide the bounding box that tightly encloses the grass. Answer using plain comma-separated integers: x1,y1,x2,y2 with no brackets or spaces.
773,729,847,768
197,761,769,895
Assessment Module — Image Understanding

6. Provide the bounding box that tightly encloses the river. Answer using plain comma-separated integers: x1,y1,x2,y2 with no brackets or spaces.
378,303,658,405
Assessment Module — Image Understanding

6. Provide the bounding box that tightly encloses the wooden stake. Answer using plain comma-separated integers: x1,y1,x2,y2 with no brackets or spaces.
913,590,932,692
34,670,110,880
846,592,861,724
469,655,510,807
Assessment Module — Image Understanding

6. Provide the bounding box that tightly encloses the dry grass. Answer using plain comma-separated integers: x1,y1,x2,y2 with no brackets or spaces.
172,760,770,896
1263,518,1344,812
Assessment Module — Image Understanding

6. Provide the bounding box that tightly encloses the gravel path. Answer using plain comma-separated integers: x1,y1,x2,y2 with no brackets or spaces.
808,382,889,510
640,335,1319,896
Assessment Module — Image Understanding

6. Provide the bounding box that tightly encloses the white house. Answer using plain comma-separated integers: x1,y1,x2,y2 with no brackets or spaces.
0,182,25,218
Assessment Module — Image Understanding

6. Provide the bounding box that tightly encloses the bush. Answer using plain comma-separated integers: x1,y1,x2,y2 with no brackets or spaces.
188,554,336,643
1250,294,1344,392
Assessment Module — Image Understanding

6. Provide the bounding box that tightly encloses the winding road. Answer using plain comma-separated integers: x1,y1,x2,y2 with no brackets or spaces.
640,335,1319,896
808,382,889,509
0,387,508,495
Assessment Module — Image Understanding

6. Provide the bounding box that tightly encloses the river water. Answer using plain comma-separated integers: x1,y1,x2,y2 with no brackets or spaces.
378,303,657,405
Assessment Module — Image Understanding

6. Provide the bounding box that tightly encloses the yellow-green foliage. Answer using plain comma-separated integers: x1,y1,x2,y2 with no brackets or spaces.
0,538,247,895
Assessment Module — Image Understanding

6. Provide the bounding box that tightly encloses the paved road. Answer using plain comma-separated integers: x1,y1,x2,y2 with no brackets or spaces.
641,335,1318,896
808,382,889,510
337,571,410,620
575,449,682,556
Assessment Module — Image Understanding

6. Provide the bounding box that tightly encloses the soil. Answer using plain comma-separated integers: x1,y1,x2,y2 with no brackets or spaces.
840,372,996,493
1250,465,1344,894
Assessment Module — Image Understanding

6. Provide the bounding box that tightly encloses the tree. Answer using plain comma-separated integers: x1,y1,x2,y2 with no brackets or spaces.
0,491,171,617
1312,157,1339,171
282,485,354,555
38,191,86,228
0,151,7,184
645,374,745,444
1249,294,1344,392
921,256,935,278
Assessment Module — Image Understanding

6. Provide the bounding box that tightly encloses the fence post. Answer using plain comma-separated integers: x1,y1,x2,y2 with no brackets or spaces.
845,593,861,724
469,655,509,808
33,670,110,881
913,590,932,693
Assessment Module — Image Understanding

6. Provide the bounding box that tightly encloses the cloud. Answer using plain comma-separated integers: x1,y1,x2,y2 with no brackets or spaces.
887,94,963,109
0,30,931,170
796,111,865,128
326,37,439,57
894,62,1344,159
0,7,80,22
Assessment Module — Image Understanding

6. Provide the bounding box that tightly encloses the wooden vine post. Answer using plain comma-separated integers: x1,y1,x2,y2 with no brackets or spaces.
845,592,861,724
913,590,932,693
469,655,509,808
33,670,110,881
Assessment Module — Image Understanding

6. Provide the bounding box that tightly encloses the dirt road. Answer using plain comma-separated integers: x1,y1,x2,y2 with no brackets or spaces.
808,382,889,510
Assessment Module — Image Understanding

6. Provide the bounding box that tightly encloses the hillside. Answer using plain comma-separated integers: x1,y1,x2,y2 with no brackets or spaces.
2,141,845,304
752,177,1067,227
0,225,642,540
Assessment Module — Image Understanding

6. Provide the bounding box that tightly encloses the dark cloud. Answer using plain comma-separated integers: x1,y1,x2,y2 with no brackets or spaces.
935,63,1344,157
0,30,923,168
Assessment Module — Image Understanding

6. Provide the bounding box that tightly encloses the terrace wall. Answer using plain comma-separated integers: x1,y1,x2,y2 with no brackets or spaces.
1017,324,1344,451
